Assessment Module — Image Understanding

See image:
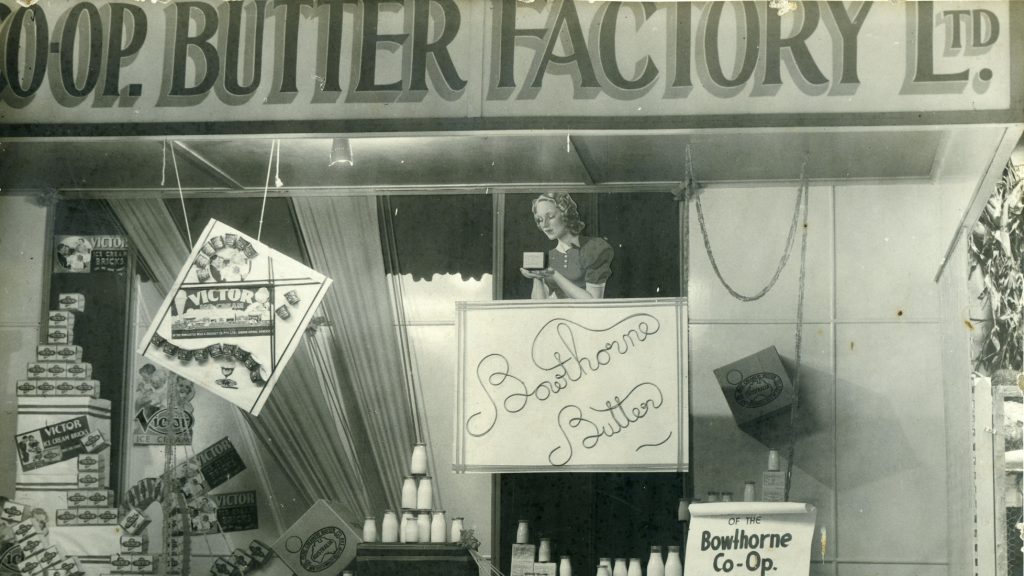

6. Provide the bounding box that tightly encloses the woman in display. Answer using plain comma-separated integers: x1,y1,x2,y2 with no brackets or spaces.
520,192,614,299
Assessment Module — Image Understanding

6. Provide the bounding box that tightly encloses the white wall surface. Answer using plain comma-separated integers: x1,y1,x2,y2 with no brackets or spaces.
0,196,48,496
689,180,969,576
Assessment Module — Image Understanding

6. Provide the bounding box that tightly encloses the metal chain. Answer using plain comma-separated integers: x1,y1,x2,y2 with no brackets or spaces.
160,372,191,576
784,175,810,501
691,147,805,302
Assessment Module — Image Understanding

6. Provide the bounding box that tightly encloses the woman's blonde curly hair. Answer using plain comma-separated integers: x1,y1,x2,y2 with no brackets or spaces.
531,192,585,235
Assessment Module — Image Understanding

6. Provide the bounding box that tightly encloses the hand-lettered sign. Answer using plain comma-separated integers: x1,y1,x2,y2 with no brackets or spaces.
454,298,687,473
683,502,817,576
137,219,331,415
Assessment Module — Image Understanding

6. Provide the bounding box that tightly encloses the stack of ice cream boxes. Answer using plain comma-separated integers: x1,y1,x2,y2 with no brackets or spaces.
6,294,123,574
19,300,99,400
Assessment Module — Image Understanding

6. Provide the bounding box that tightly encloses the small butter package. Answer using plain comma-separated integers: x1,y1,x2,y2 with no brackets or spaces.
53,345,83,363
65,363,92,380
95,508,120,525
67,489,113,508
57,294,86,313
55,556,83,574
230,549,257,573
47,310,77,328
128,555,156,574
15,380,38,396
46,328,73,345
17,555,46,575
119,507,151,536
37,381,59,396
76,471,105,489
81,430,109,454
11,517,43,541
120,534,149,554
109,554,132,573
522,251,548,270
78,453,105,472
210,557,241,576
26,363,57,380
36,546,64,570
165,554,183,574
18,533,48,557
0,498,30,523
72,509,100,525
247,540,274,564
54,509,79,527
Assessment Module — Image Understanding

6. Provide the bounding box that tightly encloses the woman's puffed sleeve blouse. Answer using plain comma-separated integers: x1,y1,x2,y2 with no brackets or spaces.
581,236,614,287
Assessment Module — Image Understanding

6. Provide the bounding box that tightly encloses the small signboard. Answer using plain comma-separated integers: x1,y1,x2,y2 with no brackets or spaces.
684,502,816,576
137,219,332,415
273,500,361,576
164,437,246,499
454,298,688,472
53,235,128,273
214,491,260,533
14,416,92,472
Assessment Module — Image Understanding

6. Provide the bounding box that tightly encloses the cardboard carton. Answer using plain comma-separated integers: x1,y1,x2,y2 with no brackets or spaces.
271,500,361,576
713,346,795,426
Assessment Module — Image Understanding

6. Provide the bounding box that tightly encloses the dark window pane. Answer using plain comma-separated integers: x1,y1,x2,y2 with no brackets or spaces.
379,194,493,282
164,197,307,265
596,192,680,299
51,200,130,495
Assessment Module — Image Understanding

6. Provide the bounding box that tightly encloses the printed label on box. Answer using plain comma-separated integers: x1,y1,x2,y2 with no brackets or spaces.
214,491,259,533
15,416,91,472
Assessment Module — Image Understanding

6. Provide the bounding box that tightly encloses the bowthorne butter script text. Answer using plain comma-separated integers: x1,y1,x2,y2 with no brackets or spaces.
466,313,666,466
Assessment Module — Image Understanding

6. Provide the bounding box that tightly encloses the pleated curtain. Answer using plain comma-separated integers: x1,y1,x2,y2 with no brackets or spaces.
291,196,417,513
109,197,413,523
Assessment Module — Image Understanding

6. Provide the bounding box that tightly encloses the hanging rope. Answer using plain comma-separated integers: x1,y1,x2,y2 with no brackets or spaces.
257,140,277,241
783,164,810,501
161,140,167,187
274,139,283,188
692,146,805,302
169,142,193,248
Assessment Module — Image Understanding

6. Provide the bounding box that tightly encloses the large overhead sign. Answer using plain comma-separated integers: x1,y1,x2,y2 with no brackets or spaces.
0,1,1015,130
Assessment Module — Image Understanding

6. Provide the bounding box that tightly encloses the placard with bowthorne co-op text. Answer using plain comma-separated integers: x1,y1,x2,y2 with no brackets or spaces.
683,502,817,576
454,298,687,473
137,219,332,415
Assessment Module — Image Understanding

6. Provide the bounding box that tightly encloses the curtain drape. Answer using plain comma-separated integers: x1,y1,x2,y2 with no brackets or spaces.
109,197,394,523
292,196,417,513
108,198,190,291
